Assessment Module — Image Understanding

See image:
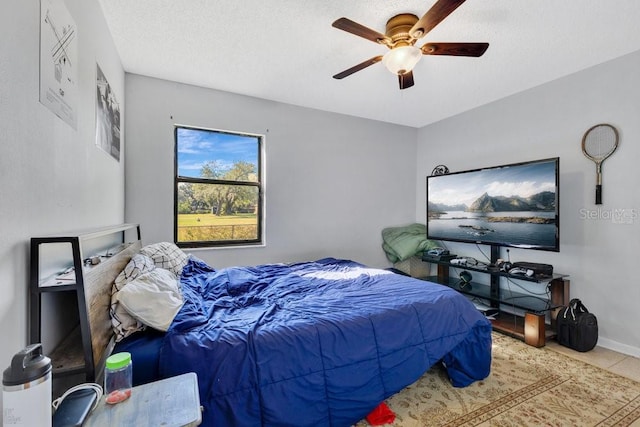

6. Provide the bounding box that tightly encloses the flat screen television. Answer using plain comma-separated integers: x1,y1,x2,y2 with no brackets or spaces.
426,157,559,252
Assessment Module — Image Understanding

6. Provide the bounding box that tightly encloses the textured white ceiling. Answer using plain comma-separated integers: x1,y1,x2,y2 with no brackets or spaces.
98,0,640,128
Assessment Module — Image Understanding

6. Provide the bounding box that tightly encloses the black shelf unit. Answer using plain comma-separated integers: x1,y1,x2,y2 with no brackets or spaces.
29,224,141,395
426,274,556,314
422,251,570,347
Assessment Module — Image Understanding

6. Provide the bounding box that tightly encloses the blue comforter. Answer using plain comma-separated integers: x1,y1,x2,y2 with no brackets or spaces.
158,257,491,426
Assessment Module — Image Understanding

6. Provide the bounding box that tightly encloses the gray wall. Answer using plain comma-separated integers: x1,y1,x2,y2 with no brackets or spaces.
415,49,640,356
3,1,638,395
125,74,418,269
0,0,125,388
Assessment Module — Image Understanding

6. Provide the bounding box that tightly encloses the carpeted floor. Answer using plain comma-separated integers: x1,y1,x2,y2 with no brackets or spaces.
357,332,640,426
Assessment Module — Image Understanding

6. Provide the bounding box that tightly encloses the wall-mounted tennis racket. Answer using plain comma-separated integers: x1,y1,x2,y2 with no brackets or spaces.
581,123,619,204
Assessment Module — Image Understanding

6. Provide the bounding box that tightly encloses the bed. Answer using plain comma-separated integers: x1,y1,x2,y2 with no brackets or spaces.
105,243,492,426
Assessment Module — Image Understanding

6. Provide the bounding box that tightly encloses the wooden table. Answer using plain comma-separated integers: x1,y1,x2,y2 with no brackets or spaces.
85,372,201,426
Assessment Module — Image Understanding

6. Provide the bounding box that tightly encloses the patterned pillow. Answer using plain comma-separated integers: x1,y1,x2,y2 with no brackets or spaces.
140,242,189,276
110,299,146,342
114,253,156,289
110,254,156,341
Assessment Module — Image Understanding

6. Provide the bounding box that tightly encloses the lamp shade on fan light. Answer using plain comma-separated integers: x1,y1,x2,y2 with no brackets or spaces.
382,46,422,75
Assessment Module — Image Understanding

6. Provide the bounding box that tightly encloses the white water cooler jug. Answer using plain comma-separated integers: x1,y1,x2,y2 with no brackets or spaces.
2,343,52,426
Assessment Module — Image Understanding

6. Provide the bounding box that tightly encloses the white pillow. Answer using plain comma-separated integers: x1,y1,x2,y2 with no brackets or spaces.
111,254,156,341
117,268,184,332
140,242,189,276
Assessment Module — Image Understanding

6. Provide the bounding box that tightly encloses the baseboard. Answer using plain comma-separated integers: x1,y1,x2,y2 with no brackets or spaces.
597,336,640,358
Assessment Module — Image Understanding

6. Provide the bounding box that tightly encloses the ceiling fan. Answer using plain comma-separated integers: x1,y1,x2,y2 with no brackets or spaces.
332,0,489,90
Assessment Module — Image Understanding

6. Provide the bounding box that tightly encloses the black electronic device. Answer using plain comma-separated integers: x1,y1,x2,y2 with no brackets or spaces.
426,247,449,256
52,388,97,427
451,257,478,267
471,301,498,317
426,157,560,252
458,271,473,290
422,253,457,262
512,261,554,277
508,267,534,277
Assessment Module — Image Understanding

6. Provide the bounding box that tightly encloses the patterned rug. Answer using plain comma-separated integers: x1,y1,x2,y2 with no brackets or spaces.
357,332,640,426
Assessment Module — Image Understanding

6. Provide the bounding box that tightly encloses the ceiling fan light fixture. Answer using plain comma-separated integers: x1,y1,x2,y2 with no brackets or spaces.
382,45,422,75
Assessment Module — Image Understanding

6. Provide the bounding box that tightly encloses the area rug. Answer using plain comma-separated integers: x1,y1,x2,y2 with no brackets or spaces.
357,332,640,426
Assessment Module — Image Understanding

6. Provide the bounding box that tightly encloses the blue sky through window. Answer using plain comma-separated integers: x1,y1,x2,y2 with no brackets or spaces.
177,127,258,178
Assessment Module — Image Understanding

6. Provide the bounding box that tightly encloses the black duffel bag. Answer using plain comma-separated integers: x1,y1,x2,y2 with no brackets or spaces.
556,298,598,352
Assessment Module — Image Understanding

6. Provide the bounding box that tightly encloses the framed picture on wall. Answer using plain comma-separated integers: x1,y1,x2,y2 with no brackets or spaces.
95,63,121,161
39,0,78,129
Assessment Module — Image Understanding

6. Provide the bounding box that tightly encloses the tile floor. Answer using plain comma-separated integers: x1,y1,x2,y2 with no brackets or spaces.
545,339,640,382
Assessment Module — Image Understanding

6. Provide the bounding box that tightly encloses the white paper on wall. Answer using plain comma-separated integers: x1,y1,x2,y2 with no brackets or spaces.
39,0,78,129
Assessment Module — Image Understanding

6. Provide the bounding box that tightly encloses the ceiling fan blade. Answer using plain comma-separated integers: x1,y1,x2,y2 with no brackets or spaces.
333,56,383,79
410,0,467,39
332,17,389,44
398,71,415,90
421,42,489,57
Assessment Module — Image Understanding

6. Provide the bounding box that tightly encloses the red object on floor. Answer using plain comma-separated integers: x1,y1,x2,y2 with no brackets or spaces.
366,402,396,425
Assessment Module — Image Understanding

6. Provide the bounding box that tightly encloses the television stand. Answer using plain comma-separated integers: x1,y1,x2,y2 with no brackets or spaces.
421,254,570,347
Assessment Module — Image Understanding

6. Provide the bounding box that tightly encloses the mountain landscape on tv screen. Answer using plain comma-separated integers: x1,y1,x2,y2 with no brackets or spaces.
429,191,555,214
468,191,555,212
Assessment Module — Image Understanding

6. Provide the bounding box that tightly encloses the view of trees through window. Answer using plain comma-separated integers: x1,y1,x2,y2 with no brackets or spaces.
175,126,262,246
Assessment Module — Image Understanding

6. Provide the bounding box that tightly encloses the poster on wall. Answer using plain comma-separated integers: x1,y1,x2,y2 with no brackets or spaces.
95,63,121,161
39,0,78,129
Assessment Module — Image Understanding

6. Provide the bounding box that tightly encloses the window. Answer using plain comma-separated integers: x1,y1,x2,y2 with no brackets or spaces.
175,126,263,247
